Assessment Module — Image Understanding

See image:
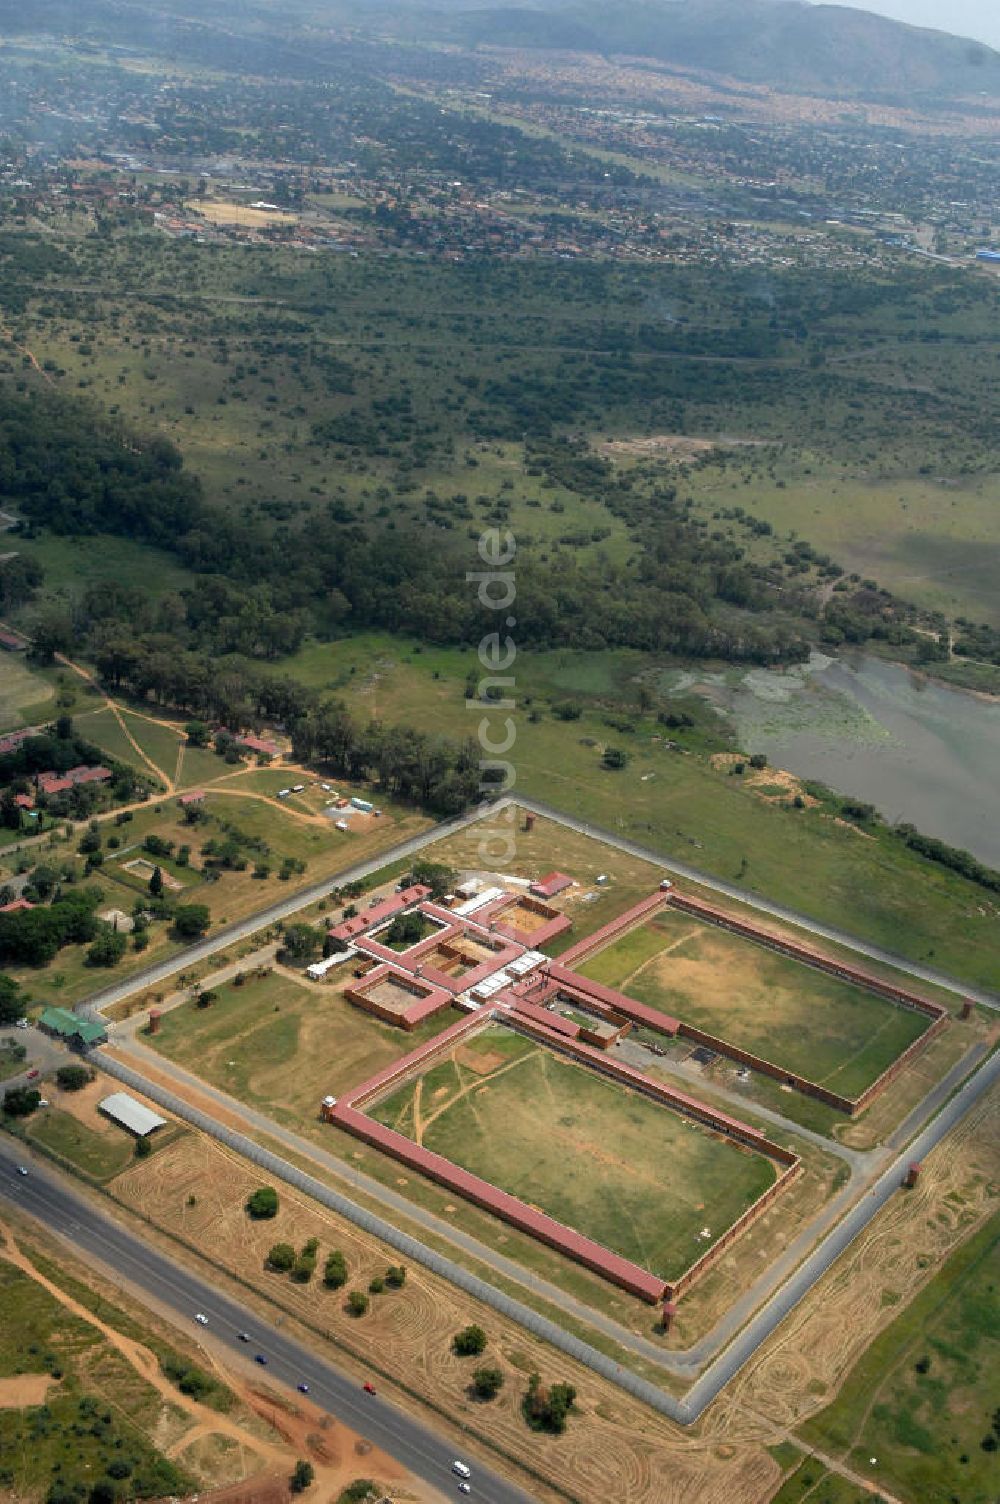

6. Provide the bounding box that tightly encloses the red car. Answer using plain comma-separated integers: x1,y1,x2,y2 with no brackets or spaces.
26,1069,39,1081
363,1382,376,1396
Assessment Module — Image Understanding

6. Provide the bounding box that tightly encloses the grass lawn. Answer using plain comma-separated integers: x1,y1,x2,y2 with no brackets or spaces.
0,655,55,731
150,968,457,1129
579,910,930,1097
0,1257,194,1502
25,1106,143,1182
768,1461,872,1504
0,1042,28,1081
76,704,168,784
798,1212,1000,1504
369,1022,777,1282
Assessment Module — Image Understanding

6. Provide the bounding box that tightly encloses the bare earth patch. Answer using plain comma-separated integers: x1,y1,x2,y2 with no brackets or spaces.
0,1374,53,1407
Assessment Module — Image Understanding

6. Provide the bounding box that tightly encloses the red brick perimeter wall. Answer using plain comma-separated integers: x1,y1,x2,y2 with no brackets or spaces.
504,1010,800,1301
332,1005,800,1305
557,891,669,967
667,891,947,1022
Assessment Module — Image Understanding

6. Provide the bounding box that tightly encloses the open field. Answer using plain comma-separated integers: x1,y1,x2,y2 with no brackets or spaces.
717,1079,1000,1482
0,654,54,729
796,1210,1000,1504
579,909,930,1097
150,967,457,1128
108,1128,787,1504
369,1022,777,1282
690,464,1000,627
258,638,1000,993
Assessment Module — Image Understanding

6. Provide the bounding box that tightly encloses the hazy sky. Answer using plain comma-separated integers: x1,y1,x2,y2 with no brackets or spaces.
820,1,1000,49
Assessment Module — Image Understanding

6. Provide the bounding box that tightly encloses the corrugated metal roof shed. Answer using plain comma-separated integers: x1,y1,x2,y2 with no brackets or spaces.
99,1092,168,1137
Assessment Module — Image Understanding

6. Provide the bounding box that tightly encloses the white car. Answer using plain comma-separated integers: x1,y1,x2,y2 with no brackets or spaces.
16,1166,28,1176
194,1312,209,1326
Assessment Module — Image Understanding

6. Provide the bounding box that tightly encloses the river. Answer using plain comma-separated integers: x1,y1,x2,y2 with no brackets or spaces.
693,653,1000,869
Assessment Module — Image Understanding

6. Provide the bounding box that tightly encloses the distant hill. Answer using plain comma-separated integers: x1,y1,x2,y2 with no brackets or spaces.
396,0,1000,101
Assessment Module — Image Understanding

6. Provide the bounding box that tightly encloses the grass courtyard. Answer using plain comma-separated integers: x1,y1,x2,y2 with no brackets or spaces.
368,1023,777,1282
579,910,930,1098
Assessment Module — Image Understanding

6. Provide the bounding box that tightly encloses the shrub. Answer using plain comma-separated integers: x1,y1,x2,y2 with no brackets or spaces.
385,1265,407,1288
267,1243,296,1273
368,1275,384,1295
290,1460,314,1494
453,1324,487,1357
56,1064,91,1092
346,1290,369,1317
472,1365,504,1399
523,1372,576,1433
246,1186,279,1219
324,1250,348,1288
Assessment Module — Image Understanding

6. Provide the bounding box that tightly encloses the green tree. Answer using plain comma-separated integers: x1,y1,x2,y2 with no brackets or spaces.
280,922,321,964
472,1365,504,1399
602,746,629,770
86,928,127,967
56,1064,92,1091
0,974,22,1026
246,1186,279,1219
2,1086,40,1117
453,1324,487,1356
185,721,210,747
290,1460,314,1494
385,1265,407,1288
523,1372,576,1433
148,864,164,897
345,1290,369,1317
174,903,210,938
267,1242,296,1272
323,1250,348,1288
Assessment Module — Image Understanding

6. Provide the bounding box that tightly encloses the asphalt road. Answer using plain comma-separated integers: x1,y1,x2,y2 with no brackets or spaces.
681,1042,1000,1416
0,1139,536,1504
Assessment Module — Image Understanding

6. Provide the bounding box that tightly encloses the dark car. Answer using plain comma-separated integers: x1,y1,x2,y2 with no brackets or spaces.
254,1353,268,1366
297,1382,309,1394
237,1332,250,1342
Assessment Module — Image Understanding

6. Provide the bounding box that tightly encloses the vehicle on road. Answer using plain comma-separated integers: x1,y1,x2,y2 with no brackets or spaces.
255,1353,268,1365
237,1332,250,1342
458,1485,471,1496
16,1166,28,1176
26,1068,39,1080
452,1461,471,1480
297,1382,309,1393
363,1381,376,1395
194,1313,208,1326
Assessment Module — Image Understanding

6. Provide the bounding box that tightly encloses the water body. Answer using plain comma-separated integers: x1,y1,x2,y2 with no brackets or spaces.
705,654,1000,869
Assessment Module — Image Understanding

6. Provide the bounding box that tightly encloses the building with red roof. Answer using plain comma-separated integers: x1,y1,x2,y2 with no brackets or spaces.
529,871,574,899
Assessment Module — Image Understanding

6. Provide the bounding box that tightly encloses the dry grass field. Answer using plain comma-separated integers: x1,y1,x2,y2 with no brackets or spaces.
369,1022,777,1282
580,909,930,1097
149,967,456,1131
108,1130,785,1504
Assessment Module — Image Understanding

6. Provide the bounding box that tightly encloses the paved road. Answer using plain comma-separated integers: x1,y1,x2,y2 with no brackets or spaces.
91,1037,1000,1424
0,1139,536,1504
515,796,1000,1008
681,1044,1000,1416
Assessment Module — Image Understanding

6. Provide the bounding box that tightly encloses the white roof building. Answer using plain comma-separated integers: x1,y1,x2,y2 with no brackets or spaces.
98,1092,168,1137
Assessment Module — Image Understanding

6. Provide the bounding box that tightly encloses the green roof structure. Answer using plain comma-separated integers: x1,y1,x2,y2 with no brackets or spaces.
38,1006,107,1047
